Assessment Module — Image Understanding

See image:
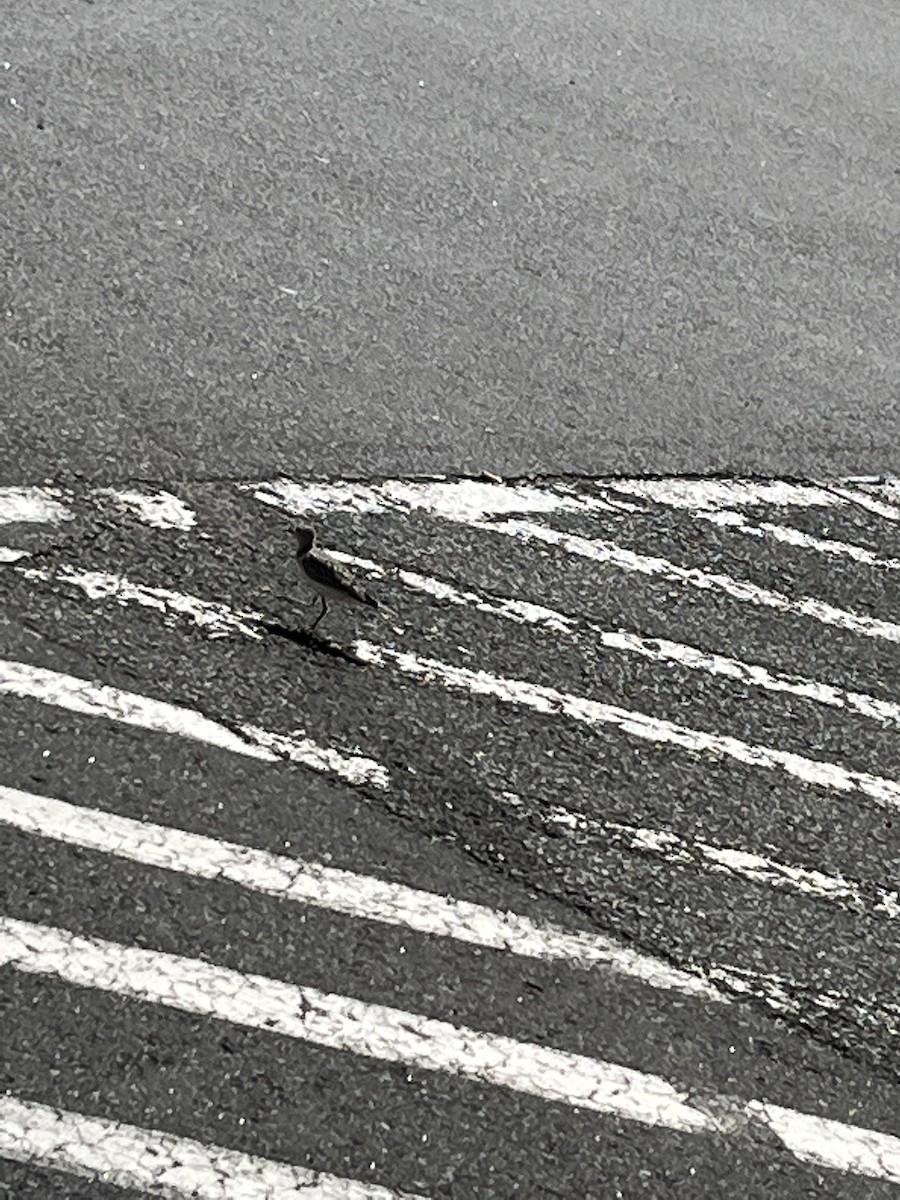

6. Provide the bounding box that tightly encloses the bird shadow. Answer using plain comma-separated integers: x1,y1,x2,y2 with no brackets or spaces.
260,619,365,665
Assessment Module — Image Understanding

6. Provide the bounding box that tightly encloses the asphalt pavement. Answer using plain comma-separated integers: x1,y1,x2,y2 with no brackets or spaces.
2,474,899,1196
2,0,900,484
4,0,900,1194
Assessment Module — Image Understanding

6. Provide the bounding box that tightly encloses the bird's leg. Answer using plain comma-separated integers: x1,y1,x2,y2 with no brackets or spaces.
309,597,327,631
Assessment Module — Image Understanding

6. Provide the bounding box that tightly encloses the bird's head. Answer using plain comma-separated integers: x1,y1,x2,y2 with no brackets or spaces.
295,526,316,557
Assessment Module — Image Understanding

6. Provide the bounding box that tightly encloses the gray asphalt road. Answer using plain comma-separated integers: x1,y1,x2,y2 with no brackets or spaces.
4,0,900,1194
2,475,899,1195
3,0,899,484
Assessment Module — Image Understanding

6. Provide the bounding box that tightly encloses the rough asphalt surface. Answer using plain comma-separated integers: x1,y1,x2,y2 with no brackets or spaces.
4,0,900,1194
3,0,900,484
2,476,899,1196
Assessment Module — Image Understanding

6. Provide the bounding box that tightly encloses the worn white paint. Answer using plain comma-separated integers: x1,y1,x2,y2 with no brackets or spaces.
3,918,899,1184
0,546,29,563
253,479,900,643
606,480,843,510
353,643,900,812
0,916,714,1134
0,785,720,998
0,661,388,790
23,565,265,640
0,486,72,525
589,480,900,572
499,518,900,644
17,547,898,808
237,723,390,790
693,509,900,571
828,485,900,522
0,1094,422,1199
22,551,900,732
535,800,900,922
99,488,197,530
330,551,900,729
250,478,604,523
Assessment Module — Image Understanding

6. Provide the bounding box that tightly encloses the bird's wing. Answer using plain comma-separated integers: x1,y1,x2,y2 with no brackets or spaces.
303,553,377,605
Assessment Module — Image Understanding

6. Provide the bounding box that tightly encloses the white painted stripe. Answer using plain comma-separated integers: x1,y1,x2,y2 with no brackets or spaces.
503,791,900,1032
22,565,265,640
754,1102,900,1182
19,550,899,807
588,480,900,572
0,1094,422,1199
250,478,603,522
99,487,197,530
872,481,900,505
828,485,900,522
704,958,900,1036
329,551,900,730
499,518,900,644
235,723,389,789
25,554,900,732
0,660,389,790
0,486,72,525
0,916,714,1134
353,642,900,812
0,784,718,1000
693,509,900,571
531,798,900,922
0,659,274,758
605,479,845,510
3,919,900,1184
252,480,900,642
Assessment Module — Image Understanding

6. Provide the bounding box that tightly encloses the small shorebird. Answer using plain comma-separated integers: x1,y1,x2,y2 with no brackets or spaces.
295,526,378,631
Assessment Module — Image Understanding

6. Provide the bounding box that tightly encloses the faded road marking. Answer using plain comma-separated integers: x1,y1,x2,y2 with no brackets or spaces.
0,660,388,789
98,488,196,530
354,643,900,813
2,918,900,1184
0,1093,424,1199
0,784,720,1000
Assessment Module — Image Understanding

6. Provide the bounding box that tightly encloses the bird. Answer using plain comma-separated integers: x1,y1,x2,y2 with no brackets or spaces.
294,526,379,631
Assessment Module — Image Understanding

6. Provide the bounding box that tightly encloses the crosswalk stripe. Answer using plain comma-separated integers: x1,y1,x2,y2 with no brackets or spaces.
252,479,900,642
499,517,900,643
328,550,900,729
26,552,900,732
97,487,197,530
603,480,847,510
0,784,721,1000
0,1093,424,1199
0,660,389,789
595,479,900,568
827,485,900,522
532,797,899,923
0,485,73,562
12,561,900,811
649,505,900,571
0,659,274,758
2,917,900,1183
0,915,716,1134
0,486,72,525
21,564,266,640
353,642,900,812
